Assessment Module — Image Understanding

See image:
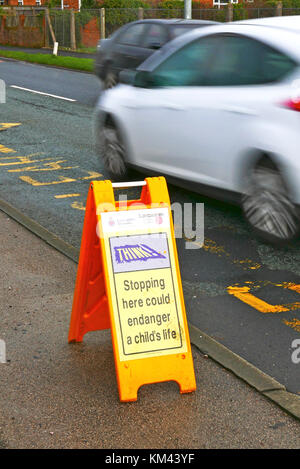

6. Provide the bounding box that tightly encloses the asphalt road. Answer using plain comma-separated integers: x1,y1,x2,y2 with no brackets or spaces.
0,58,101,106
0,58,300,395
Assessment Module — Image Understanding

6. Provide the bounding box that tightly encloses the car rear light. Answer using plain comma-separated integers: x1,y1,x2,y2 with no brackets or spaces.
282,99,300,112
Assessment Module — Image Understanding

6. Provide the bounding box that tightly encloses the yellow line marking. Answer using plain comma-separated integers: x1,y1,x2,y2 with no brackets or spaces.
8,160,79,172
0,154,48,166
78,170,103,180
284,283,300,294
55,193,81,199
19,170,103,186
227,282,300,314
0,123,21,131
71,201,86,211
227,286,289,313
0,153,42,160
283,318,300,332
19,175,77,186
226,281,300,333
0,144,16,153
282,303,300,311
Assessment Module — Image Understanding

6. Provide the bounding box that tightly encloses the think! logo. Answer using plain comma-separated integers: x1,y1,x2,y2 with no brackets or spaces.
114,244,166,264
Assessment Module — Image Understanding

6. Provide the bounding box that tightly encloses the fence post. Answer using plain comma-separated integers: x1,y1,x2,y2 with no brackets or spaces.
138,7,144,20
227,3,233,22
100,7,105,40
44,10,49,48
45,8,56,45
70,9,76,50
276,1,283,16
184,0,192,19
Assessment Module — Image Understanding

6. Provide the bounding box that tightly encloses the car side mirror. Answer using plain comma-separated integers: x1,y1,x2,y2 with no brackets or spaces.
119,69,157,89
134,70,157,88
119,69,137,86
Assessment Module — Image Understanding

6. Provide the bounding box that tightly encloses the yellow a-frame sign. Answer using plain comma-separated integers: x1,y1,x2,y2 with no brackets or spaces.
69,177,196,402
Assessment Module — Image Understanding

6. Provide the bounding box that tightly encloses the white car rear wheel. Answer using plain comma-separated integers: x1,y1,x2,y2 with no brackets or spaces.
242,163,299,243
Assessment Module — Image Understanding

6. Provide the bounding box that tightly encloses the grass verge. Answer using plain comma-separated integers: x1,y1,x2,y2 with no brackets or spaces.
0,50,94,72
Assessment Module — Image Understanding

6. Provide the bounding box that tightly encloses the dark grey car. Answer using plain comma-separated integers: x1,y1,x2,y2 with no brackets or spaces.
94,19,218,88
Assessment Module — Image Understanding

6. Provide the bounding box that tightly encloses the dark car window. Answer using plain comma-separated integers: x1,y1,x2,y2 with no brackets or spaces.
261,49,296,82
170,24,211,39
150,35,218,87
118,23,148,46
143,24,168,48
205,35,296,86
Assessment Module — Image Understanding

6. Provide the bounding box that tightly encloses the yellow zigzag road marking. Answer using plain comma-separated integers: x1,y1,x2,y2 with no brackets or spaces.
283,318,300,332
55,194,81,199
0,123,21,131
0,144,16,153
228,281,300,333
8,160,79,172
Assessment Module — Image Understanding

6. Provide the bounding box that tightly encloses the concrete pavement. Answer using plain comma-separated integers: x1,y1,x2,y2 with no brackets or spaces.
1,209,300,449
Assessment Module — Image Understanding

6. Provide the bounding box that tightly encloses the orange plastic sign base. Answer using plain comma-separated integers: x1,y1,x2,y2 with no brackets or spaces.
68,177,196,402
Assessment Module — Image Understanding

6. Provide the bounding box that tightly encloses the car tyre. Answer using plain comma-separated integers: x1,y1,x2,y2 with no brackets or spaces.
104,70,118,89
99,123,130,181
242,160,300,244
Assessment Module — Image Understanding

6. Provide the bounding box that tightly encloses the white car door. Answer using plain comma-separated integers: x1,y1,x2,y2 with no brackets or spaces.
123,35,219,180
124,85,239,189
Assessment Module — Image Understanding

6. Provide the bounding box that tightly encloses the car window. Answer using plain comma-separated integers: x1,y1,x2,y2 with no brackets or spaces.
118,23,148,46
143,24,168,48
171,24,210,39
261,49,296,82
205,35,296,86
150,36,218,87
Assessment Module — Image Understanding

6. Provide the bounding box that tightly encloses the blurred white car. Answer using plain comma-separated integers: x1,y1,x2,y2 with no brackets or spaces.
95,16,300,244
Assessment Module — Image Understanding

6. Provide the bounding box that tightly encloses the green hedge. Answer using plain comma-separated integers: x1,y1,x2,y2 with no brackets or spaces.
101,0,149,8
157,0,184,7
